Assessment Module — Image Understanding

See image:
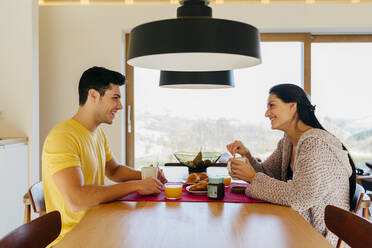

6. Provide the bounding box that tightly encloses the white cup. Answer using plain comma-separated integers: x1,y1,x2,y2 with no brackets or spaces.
227,157,247,174
141,167,158,179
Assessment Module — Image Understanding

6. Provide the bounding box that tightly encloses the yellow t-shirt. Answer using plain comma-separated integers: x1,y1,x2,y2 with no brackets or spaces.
42,119,113,246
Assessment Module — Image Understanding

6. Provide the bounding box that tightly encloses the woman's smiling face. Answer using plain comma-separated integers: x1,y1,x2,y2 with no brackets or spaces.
265,93,297,131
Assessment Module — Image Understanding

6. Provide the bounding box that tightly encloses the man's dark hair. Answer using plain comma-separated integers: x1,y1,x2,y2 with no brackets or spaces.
78,66,126,105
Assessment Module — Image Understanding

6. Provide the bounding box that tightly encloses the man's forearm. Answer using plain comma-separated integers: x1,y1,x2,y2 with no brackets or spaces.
68,181,140,212
106,165,141,182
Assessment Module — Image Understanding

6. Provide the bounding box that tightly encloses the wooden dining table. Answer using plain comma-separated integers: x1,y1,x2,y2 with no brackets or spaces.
54,166,333,248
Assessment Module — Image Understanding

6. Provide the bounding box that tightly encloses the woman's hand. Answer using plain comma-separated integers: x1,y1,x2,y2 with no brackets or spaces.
226,140,250,157
228,158,256,183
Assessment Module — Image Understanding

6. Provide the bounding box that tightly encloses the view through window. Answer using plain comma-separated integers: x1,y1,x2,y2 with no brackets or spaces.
312,43,372,169
134,42,303,168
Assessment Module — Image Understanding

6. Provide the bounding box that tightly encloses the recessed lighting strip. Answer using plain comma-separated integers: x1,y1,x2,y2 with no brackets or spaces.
38,0,369,6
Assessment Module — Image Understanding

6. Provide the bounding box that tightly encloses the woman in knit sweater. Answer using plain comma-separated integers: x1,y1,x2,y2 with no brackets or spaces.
227,83,356,246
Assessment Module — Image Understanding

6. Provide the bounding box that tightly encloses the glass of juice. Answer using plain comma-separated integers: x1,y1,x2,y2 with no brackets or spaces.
164,183,183,200
223,176,231,187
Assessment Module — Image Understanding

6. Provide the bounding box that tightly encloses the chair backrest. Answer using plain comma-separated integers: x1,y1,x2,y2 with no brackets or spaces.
336,184,370,248
354,192,370,219
361,179,372,192
29,181,46,213
351,183,370,217
325,205,372,248
0,211,61,248
350,183,365,212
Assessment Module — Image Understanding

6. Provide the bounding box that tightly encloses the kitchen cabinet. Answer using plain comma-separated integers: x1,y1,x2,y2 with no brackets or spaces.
0,138,28,238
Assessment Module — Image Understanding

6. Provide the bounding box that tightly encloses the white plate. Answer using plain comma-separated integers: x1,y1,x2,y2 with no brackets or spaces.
186,185,207,195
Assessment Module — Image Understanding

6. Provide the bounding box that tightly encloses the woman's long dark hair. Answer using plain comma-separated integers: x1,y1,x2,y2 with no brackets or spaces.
269,83,356,206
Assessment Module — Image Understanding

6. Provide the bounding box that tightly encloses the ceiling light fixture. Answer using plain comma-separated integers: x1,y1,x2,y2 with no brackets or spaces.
159,70,234,89
128,0,262,71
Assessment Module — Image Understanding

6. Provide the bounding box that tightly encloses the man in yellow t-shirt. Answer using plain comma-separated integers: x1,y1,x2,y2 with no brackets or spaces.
42,67,167,246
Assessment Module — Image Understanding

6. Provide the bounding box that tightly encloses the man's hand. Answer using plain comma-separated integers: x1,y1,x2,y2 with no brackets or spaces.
228,158,256,183
137,177,163,195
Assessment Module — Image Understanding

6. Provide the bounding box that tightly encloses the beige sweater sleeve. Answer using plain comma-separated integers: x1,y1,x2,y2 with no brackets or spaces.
249,137,284,180
246,136,334,212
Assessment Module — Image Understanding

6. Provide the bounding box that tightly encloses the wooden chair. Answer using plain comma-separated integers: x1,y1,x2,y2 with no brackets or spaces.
325,205,372,248
23,181,46,223
351,183,370,219
0,211,61,248
336,184,371,248
354,192,371,220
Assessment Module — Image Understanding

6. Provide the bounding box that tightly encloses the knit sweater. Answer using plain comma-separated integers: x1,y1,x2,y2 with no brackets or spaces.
245,128,352,246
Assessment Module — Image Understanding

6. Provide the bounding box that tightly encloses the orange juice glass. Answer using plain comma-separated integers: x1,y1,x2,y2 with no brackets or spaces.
223,176,231,187
165,183,183,200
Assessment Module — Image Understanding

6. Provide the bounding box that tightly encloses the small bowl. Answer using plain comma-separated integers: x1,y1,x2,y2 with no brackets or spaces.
231,186,247,194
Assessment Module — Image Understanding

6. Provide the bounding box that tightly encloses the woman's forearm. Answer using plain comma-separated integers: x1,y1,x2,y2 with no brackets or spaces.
243,151,255,164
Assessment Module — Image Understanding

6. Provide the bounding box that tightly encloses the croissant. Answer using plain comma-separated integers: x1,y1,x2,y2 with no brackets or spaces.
189,182,208,191
186,173,200,184
199,172,208,181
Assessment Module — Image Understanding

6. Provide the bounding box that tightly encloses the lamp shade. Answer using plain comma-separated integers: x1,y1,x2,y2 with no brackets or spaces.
128,0,261,71
159,70,234,89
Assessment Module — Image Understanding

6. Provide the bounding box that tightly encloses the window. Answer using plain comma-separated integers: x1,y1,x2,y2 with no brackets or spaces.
133,41,303,168
312,42,372,169
127,34,372,170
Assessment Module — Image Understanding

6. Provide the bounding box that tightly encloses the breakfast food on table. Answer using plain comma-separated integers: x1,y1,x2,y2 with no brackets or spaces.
186,172,209,184
193,151,202,164
164,183,183,199
182,151,215,170
189,182,208,191
186,173,200,184
199,172,208,181
223,176,231,187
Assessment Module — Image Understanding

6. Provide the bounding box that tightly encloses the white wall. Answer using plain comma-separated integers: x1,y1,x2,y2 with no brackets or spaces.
39,4,372,165
0,0,39,185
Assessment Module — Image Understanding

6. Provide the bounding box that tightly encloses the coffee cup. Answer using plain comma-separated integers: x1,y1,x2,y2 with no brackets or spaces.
141,166,158,179
227,157,247,174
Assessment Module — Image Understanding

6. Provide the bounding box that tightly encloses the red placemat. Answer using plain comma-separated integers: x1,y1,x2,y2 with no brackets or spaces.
118,183,264,203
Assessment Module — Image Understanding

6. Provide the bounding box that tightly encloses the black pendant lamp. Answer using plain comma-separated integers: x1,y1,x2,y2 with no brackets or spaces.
159,70,234,89
128,0,261,72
